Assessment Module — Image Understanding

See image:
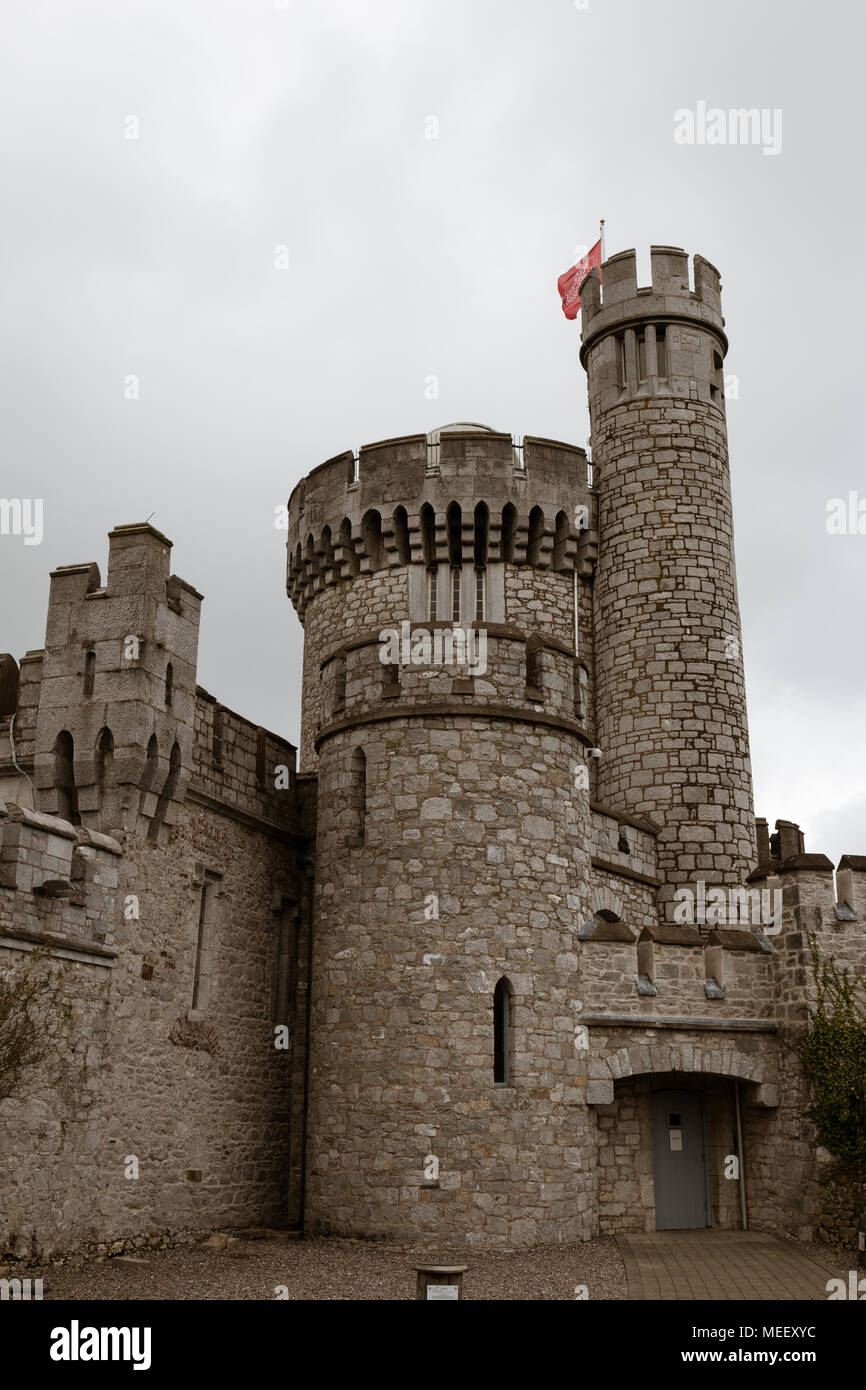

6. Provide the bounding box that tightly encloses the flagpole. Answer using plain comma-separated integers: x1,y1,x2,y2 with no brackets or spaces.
600,218,606,264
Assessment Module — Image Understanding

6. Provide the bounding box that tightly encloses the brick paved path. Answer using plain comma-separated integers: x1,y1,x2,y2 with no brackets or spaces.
616,1231,841,1300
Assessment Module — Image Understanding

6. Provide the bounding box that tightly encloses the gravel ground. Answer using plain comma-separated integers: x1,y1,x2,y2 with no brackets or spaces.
28,1233,627,1301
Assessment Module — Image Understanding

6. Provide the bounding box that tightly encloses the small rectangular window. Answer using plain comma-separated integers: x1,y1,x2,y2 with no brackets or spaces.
333,659,346,712
451,568,461,622
637,331,647,382
655,325,667,378
475,568,485,621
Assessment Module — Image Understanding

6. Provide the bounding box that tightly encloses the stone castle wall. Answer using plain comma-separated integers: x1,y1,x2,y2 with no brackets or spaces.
0,788,304,1260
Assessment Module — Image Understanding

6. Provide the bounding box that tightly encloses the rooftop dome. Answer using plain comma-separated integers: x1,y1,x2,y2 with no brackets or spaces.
425,422,498,442
425,422,522,468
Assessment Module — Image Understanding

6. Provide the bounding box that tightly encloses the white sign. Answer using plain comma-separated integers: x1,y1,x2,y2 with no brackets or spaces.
427,1285,459,1300
669,1129,683,1152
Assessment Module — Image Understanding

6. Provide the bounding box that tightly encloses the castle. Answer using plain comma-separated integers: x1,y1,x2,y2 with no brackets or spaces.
1,245,864,1259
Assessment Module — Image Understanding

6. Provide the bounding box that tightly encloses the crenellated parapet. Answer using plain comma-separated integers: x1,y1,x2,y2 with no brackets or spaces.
286,427,596,620
27,524,203,841
580,246,728,415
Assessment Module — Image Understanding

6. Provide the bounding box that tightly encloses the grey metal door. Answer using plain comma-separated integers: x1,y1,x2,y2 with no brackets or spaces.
651,1089,709,1230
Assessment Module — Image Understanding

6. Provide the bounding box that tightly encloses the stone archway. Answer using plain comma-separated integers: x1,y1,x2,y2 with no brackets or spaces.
586,1039,779,1107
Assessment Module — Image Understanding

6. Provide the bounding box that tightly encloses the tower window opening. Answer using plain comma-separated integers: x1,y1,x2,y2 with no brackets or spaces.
165,662,173,708
637,331,647,382
451,567,461,622
446,501,462,567
655,325,667,378
192,868,221,1013
526,507,544,567
475,568,485,621
553,510,569,571
420,503,436,568
393,507,410,565
348,746,366,846
333,657,346,713
493,976,514,1085
95,727,114,795
427,568,438,622
272,899,295,1027
616,334,626,390
574,662,588,721
525,638,543,694
83,649,96,699
53,730,80,826
473,501,489,568
148,740,181,843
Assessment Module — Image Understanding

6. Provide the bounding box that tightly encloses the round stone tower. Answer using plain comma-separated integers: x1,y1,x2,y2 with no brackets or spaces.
579,247,755,899
287,426,599,1246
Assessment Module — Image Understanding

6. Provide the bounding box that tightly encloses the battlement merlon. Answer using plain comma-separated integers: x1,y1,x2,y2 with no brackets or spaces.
286,431,593,613
578,247,728,366
44,524,203,663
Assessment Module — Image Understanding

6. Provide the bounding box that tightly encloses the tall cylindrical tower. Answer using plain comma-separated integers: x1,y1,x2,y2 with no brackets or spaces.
580,247,755,896
287,427,599,1246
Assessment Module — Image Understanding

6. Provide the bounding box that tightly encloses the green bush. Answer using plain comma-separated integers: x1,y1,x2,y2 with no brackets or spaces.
798,932,866,1167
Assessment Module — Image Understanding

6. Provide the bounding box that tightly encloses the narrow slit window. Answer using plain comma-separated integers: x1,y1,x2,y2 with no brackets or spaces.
475,568,485,621
333,658,346,712
494,977,513,1085
451,568,461,622
192,868,221,1013
427,568,438,622
637,331,647,382
349,747,366,846
655,324,667,378
83,650,96,699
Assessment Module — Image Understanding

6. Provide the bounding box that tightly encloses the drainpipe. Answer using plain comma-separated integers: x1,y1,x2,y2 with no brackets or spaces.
297,852,315,1236
734,1079,749,1230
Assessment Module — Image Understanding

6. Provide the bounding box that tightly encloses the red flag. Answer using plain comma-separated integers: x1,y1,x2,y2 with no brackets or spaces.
557,239,602,319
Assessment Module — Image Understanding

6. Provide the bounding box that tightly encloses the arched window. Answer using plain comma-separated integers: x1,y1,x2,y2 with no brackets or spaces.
553,510,569,570
139,734,159,819
526,506,544,566
320,525,335,581
148,741,180,843
494,977,514,1085
83,650,96,699
420,503,436,568
393,507,411,565
165,662,173,708
500,503,516,563
473,502,489,568
53,730,80,825
338,518,360,577
361,510,384,570
95,727,114,792
446,502,462,567
348,746,366,846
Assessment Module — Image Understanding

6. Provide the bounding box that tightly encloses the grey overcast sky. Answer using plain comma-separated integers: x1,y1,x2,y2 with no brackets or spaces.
1,0,864,861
